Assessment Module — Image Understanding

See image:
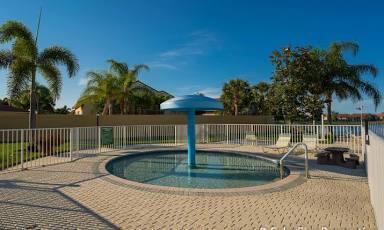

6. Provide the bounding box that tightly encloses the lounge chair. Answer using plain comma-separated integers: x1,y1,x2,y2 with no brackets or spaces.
302,134,321,152
263,133,291,154
245,132,257,145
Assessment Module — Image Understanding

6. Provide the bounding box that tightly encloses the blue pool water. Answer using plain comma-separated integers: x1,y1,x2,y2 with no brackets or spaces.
106,151,286,189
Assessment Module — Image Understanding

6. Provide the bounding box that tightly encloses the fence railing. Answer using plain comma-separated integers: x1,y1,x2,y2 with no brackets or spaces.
368,121,384,138
366,130,384,228
0,128,72,171
200,124,361,152
0,124,362,172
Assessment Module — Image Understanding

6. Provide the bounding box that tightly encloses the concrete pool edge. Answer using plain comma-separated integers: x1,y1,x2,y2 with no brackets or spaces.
96,148,307,196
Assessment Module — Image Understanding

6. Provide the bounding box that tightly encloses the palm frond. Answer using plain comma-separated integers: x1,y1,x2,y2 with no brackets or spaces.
351,64,378,78
38,63,62,100
330,41,359,56
107,59,129,75
82,85,105,99
7,59,32,98
333,81,361,101
131,64,150,76
0,49,13,69
0,21,34,44
38,46,79,77
80,71,120,105
86,71,106,87
358,80,382,109
76,93,101,106
12,38,37,60
121,72,136,90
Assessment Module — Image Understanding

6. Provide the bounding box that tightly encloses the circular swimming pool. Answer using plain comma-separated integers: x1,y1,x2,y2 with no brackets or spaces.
106,151,288,189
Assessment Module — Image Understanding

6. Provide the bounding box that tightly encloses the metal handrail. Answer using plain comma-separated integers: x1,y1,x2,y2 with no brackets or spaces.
279,142,309,179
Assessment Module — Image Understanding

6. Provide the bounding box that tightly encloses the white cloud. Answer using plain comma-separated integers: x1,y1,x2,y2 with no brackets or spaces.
148,62,178,70
159,47,204,58
173,85,221,98
159,30,217,58
148,30,219,70
197,87,222,98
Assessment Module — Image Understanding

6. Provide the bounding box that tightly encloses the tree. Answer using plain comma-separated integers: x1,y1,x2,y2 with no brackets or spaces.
107,59,149,114
0,97,10,105
77,71,120,115
301,94,324,122
220,79,251,116
315,42,381,124
54,105,71,114
10,84,55,113
269,46,324,123
0,21,79,128
250,82,270,115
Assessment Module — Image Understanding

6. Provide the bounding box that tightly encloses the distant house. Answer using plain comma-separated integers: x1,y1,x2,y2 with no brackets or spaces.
377,112,384,120
73,103,94,115
0,104,28,113
129,81,173,98
73,80,172,115
335,113,379,121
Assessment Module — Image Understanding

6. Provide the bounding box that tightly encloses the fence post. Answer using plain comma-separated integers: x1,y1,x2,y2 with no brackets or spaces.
207,125,209,143
76,127,79,154
226,124,229,144
364,120,369,145
174,125,177,146
321,114,325,140
69,128,73,161
20,130,24,170
98,126,101,153
201,124,205,143
316,125,319,139
363,120,369,165
123,126,127,148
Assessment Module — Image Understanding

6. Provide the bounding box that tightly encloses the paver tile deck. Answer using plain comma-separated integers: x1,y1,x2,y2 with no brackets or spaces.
0,145,376,229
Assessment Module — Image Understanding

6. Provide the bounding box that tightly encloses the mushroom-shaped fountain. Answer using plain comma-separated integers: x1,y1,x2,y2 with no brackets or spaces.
160,95,223,166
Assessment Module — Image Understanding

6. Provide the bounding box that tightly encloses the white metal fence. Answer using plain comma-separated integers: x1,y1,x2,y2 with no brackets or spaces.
0,128,72,171
0,124,362,172
369,121,384,138
366,130,384,229
200,124,361,151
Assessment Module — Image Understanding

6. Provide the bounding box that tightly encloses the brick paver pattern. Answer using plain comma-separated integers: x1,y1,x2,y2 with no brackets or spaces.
0,145,377,229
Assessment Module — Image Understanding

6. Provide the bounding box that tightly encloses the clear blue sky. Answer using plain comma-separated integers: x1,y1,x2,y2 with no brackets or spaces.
1,0,383,113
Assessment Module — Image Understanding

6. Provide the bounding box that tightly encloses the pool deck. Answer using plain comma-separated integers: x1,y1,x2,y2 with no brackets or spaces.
0,145,377,229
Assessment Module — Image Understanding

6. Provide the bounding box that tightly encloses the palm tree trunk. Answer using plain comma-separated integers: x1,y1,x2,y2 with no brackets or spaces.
102,102,109,115
326,102,332,124
29,70,37,129
120,100,124,115
234,97,239,116
325,93,332,125
108,101,113,115
28,69,38,152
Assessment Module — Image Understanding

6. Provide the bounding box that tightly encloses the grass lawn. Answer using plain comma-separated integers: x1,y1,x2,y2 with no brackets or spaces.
0,142,70,170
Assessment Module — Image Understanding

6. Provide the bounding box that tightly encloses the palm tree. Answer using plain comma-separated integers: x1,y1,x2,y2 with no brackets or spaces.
220,79,251,116
317,42,381,124
10,84,55,113
107,59,149,114
0,21,79,128
250,82,270,115
78,71,120,115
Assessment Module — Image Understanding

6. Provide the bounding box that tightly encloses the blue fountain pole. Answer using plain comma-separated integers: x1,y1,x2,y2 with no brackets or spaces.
187,109,196,166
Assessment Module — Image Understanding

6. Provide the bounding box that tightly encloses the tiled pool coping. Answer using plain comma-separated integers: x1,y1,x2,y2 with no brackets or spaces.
97,148,307,196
